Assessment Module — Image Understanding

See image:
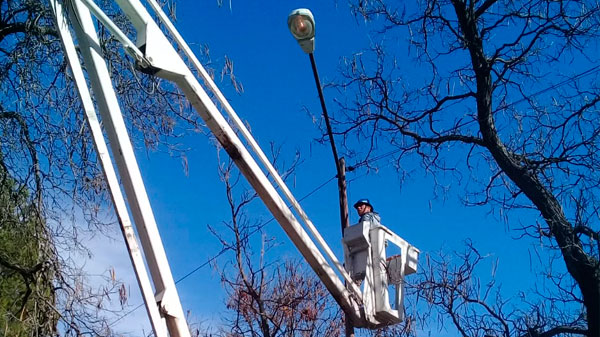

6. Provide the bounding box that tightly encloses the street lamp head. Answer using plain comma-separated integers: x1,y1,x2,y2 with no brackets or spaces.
287,8,315,54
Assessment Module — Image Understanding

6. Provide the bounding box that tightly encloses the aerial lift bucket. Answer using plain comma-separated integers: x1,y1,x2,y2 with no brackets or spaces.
343,221,420,327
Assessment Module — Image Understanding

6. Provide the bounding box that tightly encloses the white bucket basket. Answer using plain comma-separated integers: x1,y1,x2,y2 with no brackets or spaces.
343,222,420,327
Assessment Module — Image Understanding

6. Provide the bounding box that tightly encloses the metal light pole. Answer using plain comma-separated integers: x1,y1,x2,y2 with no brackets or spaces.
288,8,355,337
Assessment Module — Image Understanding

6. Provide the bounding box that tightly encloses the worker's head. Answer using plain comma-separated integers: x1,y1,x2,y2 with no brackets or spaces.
353,198,373,216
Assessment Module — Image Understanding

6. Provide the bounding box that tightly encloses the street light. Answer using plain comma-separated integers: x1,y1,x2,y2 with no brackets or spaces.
287,8,315,53
287,8,338,172
288,8,355,337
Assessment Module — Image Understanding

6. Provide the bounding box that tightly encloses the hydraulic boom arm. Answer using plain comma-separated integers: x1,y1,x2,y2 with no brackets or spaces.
51,1,420,335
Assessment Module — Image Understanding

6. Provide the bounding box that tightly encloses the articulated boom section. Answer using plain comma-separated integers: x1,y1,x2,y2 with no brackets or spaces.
51,0,420,335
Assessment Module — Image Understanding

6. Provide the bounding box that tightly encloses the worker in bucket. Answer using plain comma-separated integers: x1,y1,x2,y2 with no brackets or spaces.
353,198,381,227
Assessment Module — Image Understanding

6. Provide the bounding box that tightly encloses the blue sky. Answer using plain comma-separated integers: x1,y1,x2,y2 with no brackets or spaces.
87,0,560,335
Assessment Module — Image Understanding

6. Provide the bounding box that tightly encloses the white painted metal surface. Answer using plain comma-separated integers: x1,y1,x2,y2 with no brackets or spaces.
50,2,168,335
59,1,191,336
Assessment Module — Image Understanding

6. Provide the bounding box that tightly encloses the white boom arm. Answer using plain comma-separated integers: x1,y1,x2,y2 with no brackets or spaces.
51,0,420,335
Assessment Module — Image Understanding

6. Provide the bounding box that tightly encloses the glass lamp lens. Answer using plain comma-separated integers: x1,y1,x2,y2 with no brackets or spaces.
291,15,313,39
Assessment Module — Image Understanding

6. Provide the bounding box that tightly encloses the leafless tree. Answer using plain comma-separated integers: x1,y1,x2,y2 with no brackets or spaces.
210,151,344,337
327,0,600,335
408,241,588,337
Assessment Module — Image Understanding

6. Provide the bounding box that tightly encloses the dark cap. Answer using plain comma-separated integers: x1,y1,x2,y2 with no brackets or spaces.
353,198,373,210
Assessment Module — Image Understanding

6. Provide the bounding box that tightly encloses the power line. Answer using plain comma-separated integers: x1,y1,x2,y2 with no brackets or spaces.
347,148,404,172
297,174,338,202
503,64,600,109
110,247,230,327
109,303,144,327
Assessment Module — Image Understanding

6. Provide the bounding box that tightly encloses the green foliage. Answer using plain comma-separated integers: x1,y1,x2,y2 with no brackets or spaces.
0,165,58,336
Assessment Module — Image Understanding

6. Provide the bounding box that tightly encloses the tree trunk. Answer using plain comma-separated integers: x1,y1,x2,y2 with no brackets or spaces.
451,0,600,335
